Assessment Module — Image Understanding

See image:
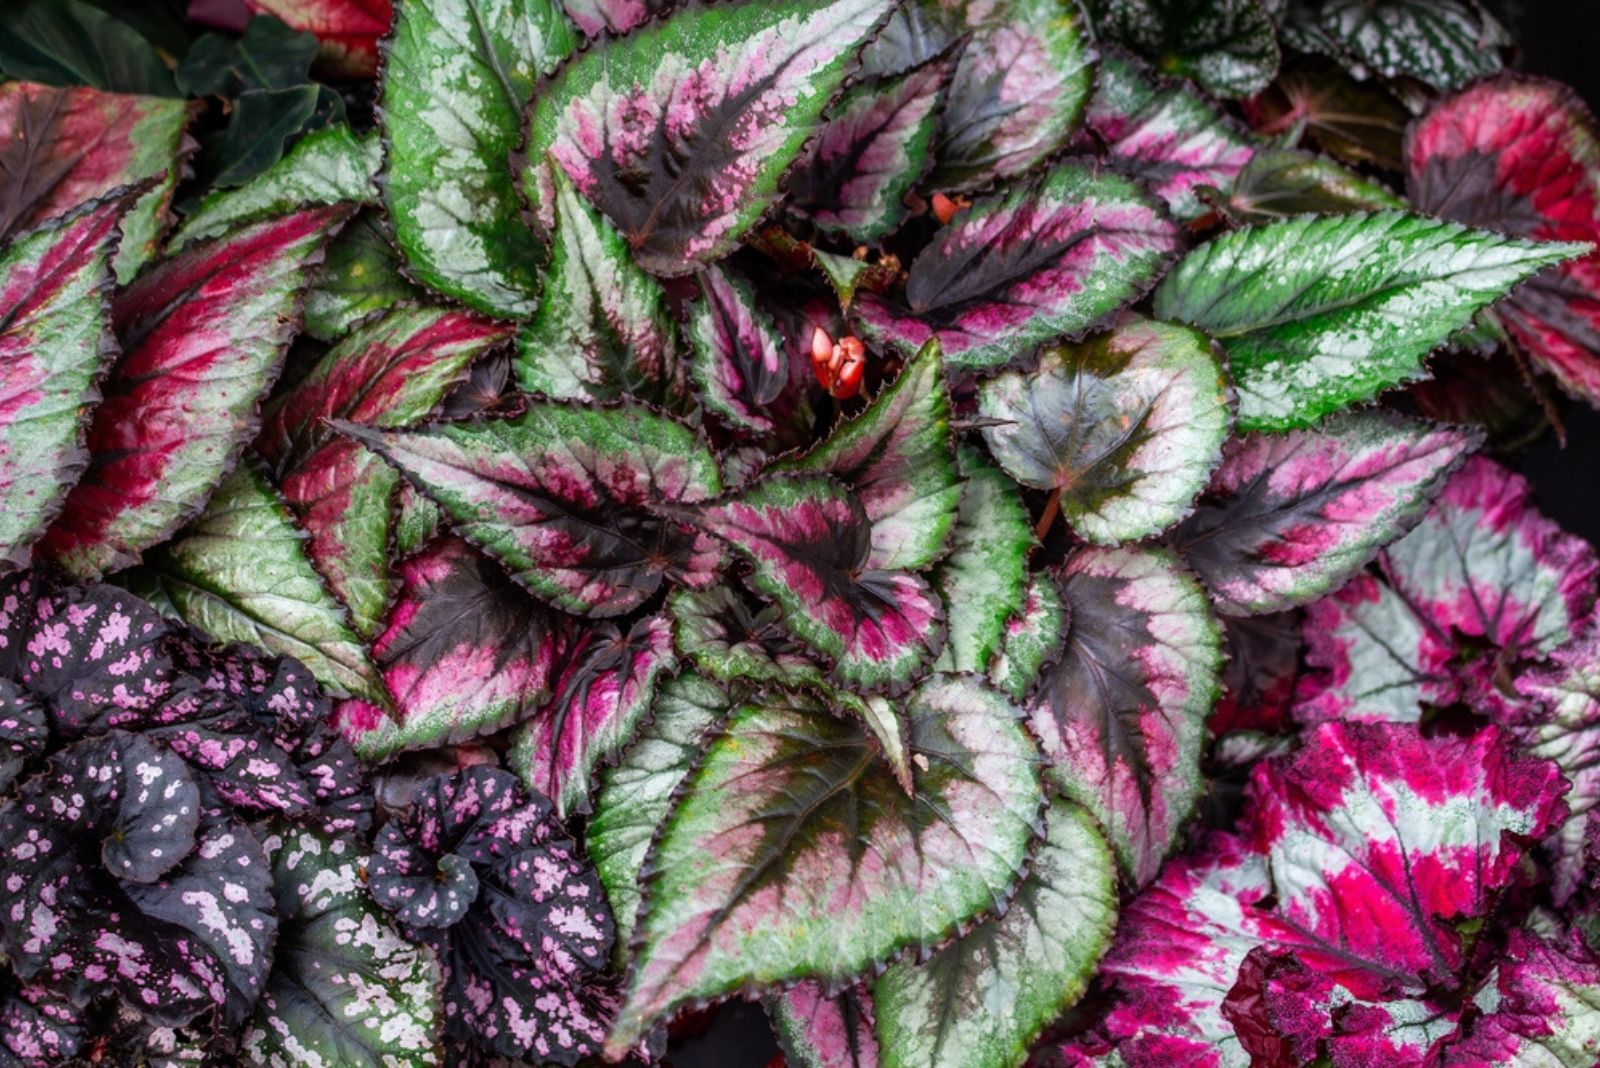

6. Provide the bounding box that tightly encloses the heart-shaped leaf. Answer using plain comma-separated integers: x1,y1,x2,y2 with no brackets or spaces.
381,0,577,316
1088,0,1279,98
521,0,895,277
854,163,1180,372
686,264,789,434
260,305,510,636
778,337,960,571
242,0,392,77
125,460,385,703
337,401,723,618
1029,546,1222,885
1406,75,1600,406
1152,210,1587,430
303,210,425,341
510,613,677,819
989,570,1066,703
769,982,880,1068
677,474,945,695
980,317,1232,545
0,81,191,282
874,797,1117,1068
1173,411,1478,615
0,196,125,571
1280,0,1508,90
332,537,565,760
515,166,680,404
605,674,1042,1056
40,205,349,579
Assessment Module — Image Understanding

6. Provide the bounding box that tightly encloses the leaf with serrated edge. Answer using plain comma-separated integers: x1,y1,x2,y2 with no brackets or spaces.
515,166,679,404
667,586,824,690
521,0,895,277
989,570,1066,703
1221,147,1403,224
560,0,671,35
874,797,1117,1068
1283,0,1507,90
1152,210,1588,431
259,305,510,636
677,474,944,695
777,337,959,570
1089,0,1279,98
686,265,788,434
605,674,1041,1056
768,982,880,1068
589,673,728,955
337,402,723,618
304,210,426,342
932,445,1035,675
510,613,677,819
242,823,443,1065
0,197,124,572
124,461,385,703
40,205,348,580
380,0,577,316
980,317,1232,545
1174,412,1478,616
854,164,1179,372
1030,546,1222,885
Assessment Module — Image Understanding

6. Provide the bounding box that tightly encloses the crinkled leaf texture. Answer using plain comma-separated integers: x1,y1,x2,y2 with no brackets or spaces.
1407,74,1600,407
1152,210,1587,431
979,317,1232,545
606,674,1042,1056
522,0,895,276
338,401,723,618
1089,0,1279,98
1281,0,1509,90
854,163,1180,372
1440,928,1600,1065
667,586,825,691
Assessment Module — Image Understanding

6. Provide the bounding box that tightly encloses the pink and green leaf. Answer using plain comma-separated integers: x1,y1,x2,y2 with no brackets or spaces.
1440,929,1600,1065
770,982,880,1068
510,613,677,819
605,674,1042,1055
303,210,426,341
1173,411,1479,615
520,0,897,276
1029,546,1222,885
242,0,392,77
854,164,1180,372
336,401,723,617
0,196,124,571
667,586,825,690
560,0,671,35
686,265,789,434
989,570,1067,703
980,317,1232,545
40,205,349,579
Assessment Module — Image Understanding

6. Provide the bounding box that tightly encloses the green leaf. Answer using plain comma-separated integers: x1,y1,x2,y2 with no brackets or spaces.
515,166,679,404
667,586,826,690
605,674,1042,1056
686,264,789,434
124,460,385,703
874,797,1117,1068
590,673,729,955
521,0,894,276
381,0,578,316
979,318,1232,545
778,338,961,571
1278,0,1509,91
0,0,176,96
242,824,444,1066
932,445,1036,675
989,570,1067,703
1216,146,1405,224
768,982,879,1068
1151,211,1589,431
1089,0,1279,98
303,211,426,342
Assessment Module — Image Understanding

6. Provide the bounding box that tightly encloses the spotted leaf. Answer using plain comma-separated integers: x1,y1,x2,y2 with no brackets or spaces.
777,337,960,571
0,196,124,572
0,680,46,793
336,402,722,618
605,674,1042,1055
769,982,880,1068
381,0,577,316
686,265,789,434
510,613,676,819
125,461,386,703
854,164,1180,372
1518,623,1600,904
675,474,945,695
1279,0,1508,90
874,797,1117,1068
242,0,392,76
1173,411,1478,615
1407,75,1600,407
332,537,565,761
521,0,896,276
1088,0,1279,98
260,306,511,636
1151,210,1587,431
40,205,349,580
1030,546,1222,885
0,81,191,283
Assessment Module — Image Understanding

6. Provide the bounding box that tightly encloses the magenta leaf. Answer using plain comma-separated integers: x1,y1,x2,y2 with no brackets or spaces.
769,981,881,1068
335,537,565,761
1210,610,1301,737
1173,412,1479,615
853,163,1180,372
241,0,391,77
40,205,350,580
560,0,671,35
337,401,723,617
1439,929,1600,1064
675,474,945,695
0,978,81,1066
686,265,789,434
1407,74,1600,407
259,305,511,637
509,613,677,819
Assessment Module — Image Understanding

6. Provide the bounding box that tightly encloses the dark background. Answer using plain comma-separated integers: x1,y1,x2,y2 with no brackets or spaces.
673,8,1600,1066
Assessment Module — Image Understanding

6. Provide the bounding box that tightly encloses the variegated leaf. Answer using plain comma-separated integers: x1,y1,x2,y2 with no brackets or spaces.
769,982,880,1068
1279,0,1508,90
1219,147,1404,224
686,265,789,434
989,570,1067,703
242,0,392,77
303,210,425,342
1517,623,1600,904
933,445,1035,675
1088,0,1279,98
667,586,825,690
